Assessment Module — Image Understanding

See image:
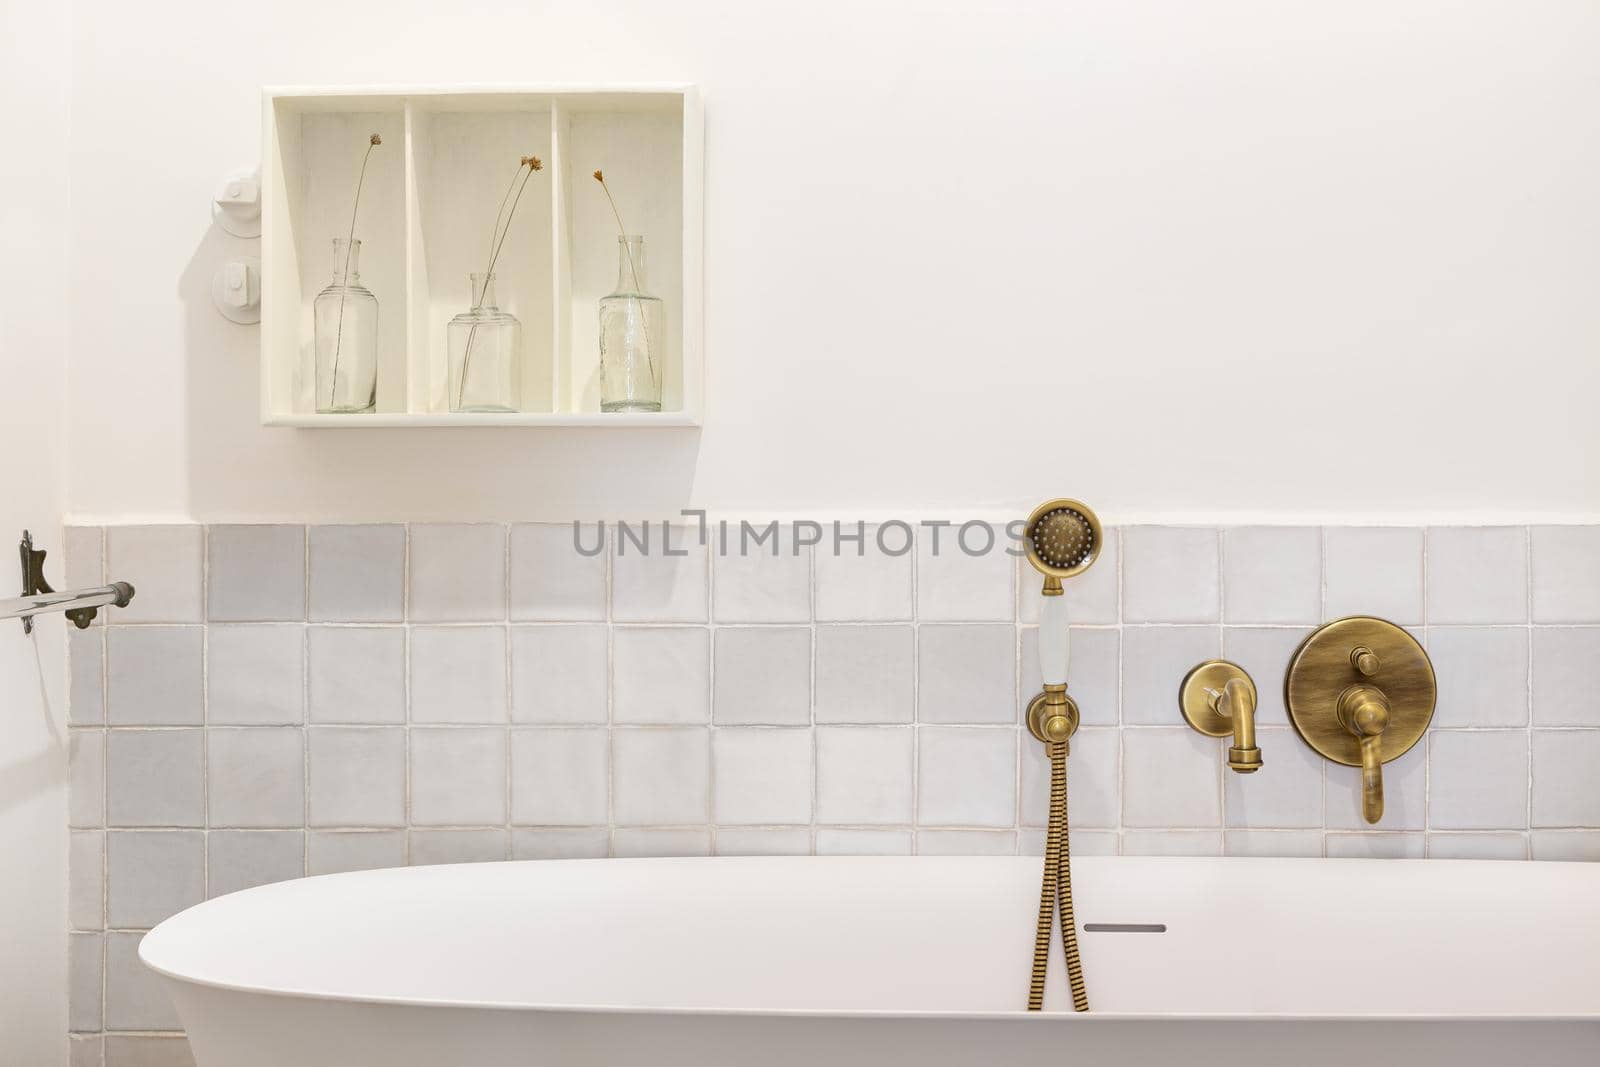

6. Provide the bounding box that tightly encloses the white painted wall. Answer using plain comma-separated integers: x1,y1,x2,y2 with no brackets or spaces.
57,1,1600,525
0,0,70,1062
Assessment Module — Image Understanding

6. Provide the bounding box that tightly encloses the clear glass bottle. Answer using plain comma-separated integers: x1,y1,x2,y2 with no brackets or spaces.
599,235,664,413
448,273,522,413
313,238,379,414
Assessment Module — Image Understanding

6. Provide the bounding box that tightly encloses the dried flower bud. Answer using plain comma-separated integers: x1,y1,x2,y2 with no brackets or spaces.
529,156,543,171
369,133,382,146
593,169,604,183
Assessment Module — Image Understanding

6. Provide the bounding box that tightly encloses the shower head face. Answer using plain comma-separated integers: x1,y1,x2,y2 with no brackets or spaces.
1024,498,1102,580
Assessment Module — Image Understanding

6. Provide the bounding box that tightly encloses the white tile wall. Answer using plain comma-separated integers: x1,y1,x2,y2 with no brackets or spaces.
65,520,1600,1053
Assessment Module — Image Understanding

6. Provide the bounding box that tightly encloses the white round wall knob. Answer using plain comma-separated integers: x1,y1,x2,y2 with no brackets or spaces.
213,167,262,237
212,257,261,324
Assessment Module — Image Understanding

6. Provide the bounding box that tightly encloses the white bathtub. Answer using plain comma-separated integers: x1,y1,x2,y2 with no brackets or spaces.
141,856,1600,1066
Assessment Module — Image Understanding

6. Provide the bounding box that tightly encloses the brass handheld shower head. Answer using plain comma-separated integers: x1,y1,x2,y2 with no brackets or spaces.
1023,498,1103,592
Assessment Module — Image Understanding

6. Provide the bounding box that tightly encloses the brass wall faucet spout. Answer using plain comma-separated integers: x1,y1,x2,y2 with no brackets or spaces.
1179,661,1262,773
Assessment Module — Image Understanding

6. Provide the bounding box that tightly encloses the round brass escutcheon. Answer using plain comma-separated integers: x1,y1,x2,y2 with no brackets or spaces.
1178,660,1256,737
1285,617,1436,768
1026,691,1081,745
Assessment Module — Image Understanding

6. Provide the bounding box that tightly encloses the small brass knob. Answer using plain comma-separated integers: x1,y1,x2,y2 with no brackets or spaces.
1351,646,1380,676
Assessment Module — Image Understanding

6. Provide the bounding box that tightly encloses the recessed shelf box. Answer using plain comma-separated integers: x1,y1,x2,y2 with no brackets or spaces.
260,85,703,427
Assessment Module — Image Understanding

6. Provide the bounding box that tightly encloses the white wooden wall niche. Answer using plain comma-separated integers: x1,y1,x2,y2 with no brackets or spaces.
260,86,703,426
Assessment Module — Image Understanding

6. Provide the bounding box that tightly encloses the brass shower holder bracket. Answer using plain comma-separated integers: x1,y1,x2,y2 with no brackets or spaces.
1026,686,1081,746
1285,616,1436,824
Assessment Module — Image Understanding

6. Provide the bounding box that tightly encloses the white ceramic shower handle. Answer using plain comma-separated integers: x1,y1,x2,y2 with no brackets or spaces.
1039,594,1069,686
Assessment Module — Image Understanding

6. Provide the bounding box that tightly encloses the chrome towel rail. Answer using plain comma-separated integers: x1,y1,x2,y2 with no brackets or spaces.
6,530,135,632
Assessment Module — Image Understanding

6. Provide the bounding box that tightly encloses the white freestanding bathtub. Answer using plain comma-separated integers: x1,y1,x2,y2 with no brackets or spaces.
141,856,1600,1067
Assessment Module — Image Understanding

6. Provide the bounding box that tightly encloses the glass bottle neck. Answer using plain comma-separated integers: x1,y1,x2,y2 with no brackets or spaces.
471,273,499,309
331,238,361,284
614,235,647,294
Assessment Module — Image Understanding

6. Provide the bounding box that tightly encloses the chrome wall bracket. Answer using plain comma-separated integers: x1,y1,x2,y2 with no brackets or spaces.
9,530,135,633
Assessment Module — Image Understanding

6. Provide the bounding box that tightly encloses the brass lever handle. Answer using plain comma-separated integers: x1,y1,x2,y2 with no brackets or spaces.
1338,685,1391,824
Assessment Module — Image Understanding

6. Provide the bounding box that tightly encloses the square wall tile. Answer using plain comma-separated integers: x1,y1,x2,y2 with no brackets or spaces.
207,625,304,725
612,525,707,622
1122,831,1222,856
713,525,810,622
1532,730,1600,826
613,627,709,724
814,625,913,724
1122,728,1221,828
69,830,103,930
107,830,204,928
409,524,506,622
1221,627,1312,726
511,625,608,724
308,524,404,622
103,1037,194,1067
1225,830,1323,858
1223,727,1323,829
106,526,202,623
613,728,710,826
410,626,507,724
1123,527,1219,623
814,525,914,621
69,932,101,1032
916,523,1012,621
510,523,606,621
917,624,1015,725
410,728,507,826
1122,626,1219,725
1427,527,1528,624
714,729,812,825
307,830,407,875
106,931,180,1030
815,727,913,825
207,830,305,897
69,1036,100,1067
613,829,711,858
1222,527,1320,624
1019,530,1119,625
1020,627,1118,726
917,727,1015,827
207,728,304,828
308,727,406,827
64,525,103,592
816,829,913,855
308,627,406,724
107,626,202,725
716,828,812,856
714,627,810,725
69,731,103,828
410,829,508,865
916,830,1015,855
1432,727,1534,830
513,829,612,860
208,525,306,622
1323,527,1424,625
1531,830,1600,861
1531,526,1600,623
511,729,609,825
69,628,104,725
1427,628,1528,727
106,730,203,828
1427,832,1528,860
1532,627,1600,727
1022,726,1118,827
1326,738,1425,830
1325,833,1424,859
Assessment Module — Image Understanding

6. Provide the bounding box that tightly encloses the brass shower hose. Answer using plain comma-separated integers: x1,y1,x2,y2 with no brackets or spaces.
1027,737,1089,1012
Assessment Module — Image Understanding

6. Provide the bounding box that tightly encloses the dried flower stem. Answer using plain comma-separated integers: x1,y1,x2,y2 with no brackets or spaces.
458,156,541,409
329,132,381,410
592,170,657,384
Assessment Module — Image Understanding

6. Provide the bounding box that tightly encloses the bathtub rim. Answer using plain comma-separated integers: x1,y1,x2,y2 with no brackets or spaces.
139,854,1600,1024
